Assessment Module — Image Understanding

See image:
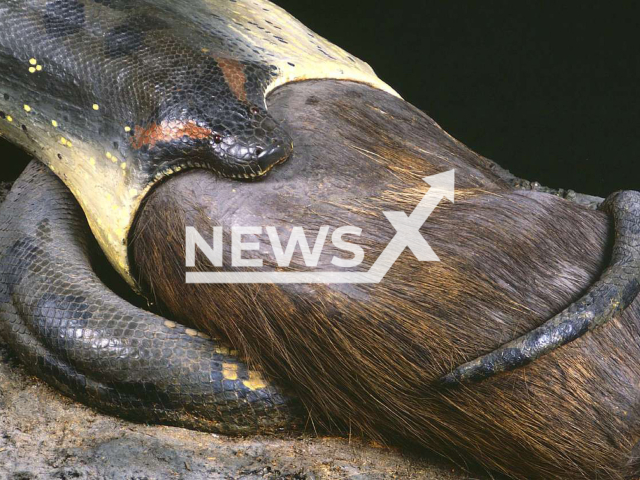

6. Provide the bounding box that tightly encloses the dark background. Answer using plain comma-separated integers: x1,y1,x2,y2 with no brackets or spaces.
2,1,638,197
269,1,639,197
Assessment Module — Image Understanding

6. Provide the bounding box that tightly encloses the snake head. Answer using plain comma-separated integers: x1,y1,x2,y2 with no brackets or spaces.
131,102,293,181
208,103,293,180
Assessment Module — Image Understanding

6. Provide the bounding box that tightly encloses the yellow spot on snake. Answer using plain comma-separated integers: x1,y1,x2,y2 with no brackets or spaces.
51,120,58,127
164,320,177,329
60,137,68,146
222,363,238,380
92,104,100,111
105,152,112,159
120,162,127,170
197,332,211,340
36,65,42,71
124,126,131,132
129,188,138,196
29,58,37,65
89,157,96,166
23,104,31,112
28,67,36,74
5,116,12,122
243,371,267,390
215,346,230,355
185,328,198,337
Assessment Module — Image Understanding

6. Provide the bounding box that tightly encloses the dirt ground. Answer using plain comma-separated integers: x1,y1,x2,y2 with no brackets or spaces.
0,180,481,480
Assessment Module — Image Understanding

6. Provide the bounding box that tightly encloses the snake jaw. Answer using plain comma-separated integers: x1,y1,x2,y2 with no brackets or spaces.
150,141,292,184
215,133,293,180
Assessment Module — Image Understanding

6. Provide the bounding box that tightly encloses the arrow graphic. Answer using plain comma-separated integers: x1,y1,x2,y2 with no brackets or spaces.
186,169,455,284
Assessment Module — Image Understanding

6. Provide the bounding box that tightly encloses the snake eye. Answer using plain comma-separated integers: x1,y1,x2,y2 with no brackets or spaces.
249,106,260,115
213,134,223,144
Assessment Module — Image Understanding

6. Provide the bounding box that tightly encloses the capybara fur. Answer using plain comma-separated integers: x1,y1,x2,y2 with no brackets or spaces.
131,81,640,479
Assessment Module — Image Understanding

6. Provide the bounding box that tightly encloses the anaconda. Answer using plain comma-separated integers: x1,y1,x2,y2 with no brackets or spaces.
1,0,640,470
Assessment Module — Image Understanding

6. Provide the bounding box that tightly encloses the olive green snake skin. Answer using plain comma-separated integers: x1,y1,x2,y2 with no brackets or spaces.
0,160,300,432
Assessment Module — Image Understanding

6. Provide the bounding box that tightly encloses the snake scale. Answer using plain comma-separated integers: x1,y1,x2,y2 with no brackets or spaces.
0,160,300,432
0,0,640,433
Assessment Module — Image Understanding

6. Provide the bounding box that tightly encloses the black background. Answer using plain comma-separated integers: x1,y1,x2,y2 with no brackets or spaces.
2,1,639,197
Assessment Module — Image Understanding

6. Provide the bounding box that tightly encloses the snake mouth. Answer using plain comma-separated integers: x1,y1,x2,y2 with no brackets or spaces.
218,137,293,180
150,142,292,183
256,142,289,173
215,136,293,180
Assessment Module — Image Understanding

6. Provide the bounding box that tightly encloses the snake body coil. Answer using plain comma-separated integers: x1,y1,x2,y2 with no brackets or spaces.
0,160,301,432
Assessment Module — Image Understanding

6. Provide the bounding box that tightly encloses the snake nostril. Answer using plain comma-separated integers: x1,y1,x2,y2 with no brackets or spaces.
255,146,264,156
249,106,260,115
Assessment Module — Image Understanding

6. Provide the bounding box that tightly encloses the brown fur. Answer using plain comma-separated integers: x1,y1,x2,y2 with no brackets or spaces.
131,80,640,479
